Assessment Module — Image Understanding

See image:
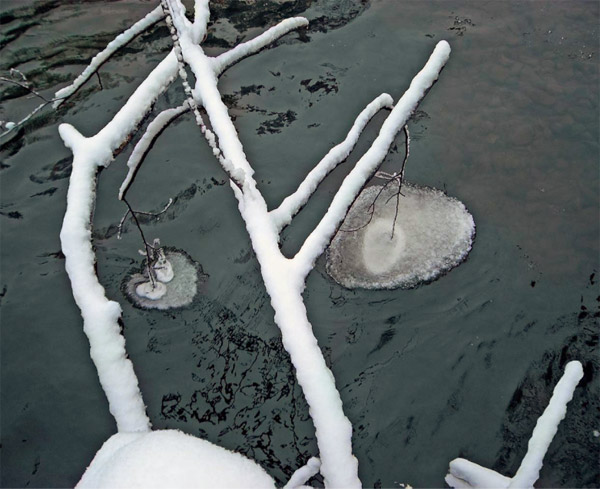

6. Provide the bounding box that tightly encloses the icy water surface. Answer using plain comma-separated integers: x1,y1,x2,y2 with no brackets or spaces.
1,1,598,487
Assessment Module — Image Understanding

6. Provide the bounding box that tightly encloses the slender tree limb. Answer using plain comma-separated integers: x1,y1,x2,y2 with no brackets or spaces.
270,93,394,232
293,41,451,277
53,6,165,108
119,105,188,200
211,17,309,76
117,199,173,238
122,197,158,288
1,73,49,102
0,100,48,138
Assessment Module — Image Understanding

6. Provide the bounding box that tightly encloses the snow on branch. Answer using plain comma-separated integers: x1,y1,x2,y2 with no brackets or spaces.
192,0,211,44
119,104,188,200
211,17,309,76
293,40,451,276
508,360,584,488
284,457,321,489
445,361,584,489
162,0,247,189
53,6,165,108
93,51,179,159
270,93,394,232
59,124,151,433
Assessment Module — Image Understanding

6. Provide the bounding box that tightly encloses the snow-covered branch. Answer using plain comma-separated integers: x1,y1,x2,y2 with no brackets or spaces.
192,0,211,43
284,457,321,489
93,51,179,159
293,40,451,276
211,17,309,76
445,361,584,489
119,104,188,200
509,360,584,488
270,93,394,232
59,124,151,433
53,6,165,108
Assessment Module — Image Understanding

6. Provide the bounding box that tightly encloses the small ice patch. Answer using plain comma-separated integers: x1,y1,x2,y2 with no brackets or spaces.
326,183,475,289
123,248,207,310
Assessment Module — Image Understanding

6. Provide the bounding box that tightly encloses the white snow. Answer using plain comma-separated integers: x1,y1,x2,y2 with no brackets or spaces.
76,430,276,489
326,183,475,289
135,281,167,300
154,254,174,283
508,361,584,488
119,104,188,200
294,41,452,277
57,1,471,487
445,361,584,489
59,124,150,433
270,93,394,232
211,17,310,76
53,6,165,108
446,459,511,489
284,457,321,489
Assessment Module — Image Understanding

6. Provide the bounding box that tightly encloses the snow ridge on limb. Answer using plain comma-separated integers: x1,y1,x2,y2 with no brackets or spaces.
293,40,451,277
119,104,189,200
284,457,321,489
59,124,151,433
211,17,310,76
445,361,584,489
53,6,165,108
270,93,394,232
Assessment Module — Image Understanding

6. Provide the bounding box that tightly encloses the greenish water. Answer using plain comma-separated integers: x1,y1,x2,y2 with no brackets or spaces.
1,1,598,487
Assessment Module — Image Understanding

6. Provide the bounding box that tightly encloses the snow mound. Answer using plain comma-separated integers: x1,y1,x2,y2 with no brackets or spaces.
76,430,276,489
123,249,207,310
326,183,475,289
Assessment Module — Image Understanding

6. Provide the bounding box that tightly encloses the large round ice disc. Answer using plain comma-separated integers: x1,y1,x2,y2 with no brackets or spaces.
326,183,475,289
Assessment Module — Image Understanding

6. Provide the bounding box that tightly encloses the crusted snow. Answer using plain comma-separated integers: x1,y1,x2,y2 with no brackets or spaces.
76,430,276,489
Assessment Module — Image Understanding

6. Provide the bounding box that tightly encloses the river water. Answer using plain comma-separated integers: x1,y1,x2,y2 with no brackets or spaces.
1,1,598,487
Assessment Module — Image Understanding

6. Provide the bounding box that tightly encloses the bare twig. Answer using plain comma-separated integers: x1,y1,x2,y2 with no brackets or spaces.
121,197,162,288
339,125,410,238
0,70,69,138
117,198,173,239
96,72,103,90
1,73,49,102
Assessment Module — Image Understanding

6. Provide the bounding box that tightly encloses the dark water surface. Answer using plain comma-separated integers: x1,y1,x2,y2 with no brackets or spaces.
1,1,598,487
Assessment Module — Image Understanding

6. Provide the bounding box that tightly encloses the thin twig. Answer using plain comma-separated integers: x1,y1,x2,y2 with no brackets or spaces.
339,124,410,239
0,70,71,138
0,76,49,102
117,199,173,238
122,197,157,287
96,72,103,90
